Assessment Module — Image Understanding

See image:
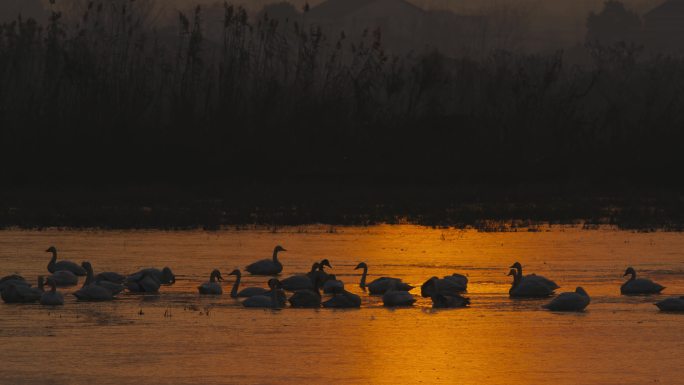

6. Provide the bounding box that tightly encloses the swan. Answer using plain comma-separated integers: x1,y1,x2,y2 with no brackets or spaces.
510,262,559,290
621,267,665,295
280,263,319,292
227,269,269,298
354,262,414,294
542,287,590,311
95,272,126,284
47,270,79,287
46,246,87,276
198,269,224,295
1,276,43,303
421,275,467,298
246,245,286,275
655,297,684,311
429,279,470,308
40,278,64,306
74,264,116,301
322,286,361,308
82,262,125,295
382,281,416,307
322,274,344,294
0,275,31,291
310,259,333,286
127,267,175,285
508,269,555,297
288,275,323,308
242,279,284,308
126,271,161,293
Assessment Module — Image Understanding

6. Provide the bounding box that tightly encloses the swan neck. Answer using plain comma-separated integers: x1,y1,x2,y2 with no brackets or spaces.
230,274,241,297
270,288,279,308
629,271,636,281
360,266,368,288
48,252,56,268
84,266,94,286
272,248,279,262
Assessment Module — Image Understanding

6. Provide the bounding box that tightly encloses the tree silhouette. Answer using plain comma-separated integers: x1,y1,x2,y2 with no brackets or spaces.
586,1,642,45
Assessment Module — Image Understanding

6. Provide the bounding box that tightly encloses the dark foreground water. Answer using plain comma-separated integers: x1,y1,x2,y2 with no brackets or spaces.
0,226,682,385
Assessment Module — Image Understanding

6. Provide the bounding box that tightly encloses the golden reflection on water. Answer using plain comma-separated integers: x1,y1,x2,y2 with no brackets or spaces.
0,226,683,385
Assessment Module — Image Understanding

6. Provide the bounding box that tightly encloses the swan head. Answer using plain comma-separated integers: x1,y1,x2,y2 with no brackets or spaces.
81,261,92,271
509,262,522,270
319,259,332,269
274,245,287,253
211,269,223,282
267,278,281,289
575,287,589,297
623,267,636,277
228,269,241,277
507,269,517,277
46,246,57,253
162,267,176,283
354,262,367,270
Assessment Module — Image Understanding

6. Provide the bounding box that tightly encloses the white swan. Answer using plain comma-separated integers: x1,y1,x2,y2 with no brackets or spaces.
280,263,319,292
543,287,590,311
429,279,470,308
126,271,161,293
621,267,665,295
382,281,416,307
421,274,467,297
242,279,284,308
40,278,64,306
510,262,559,290
82,262,125,295
198,269,224,295
1,276,43,303
47,270,79,287
246,246,286,275
322,274,344,294
655,297,684,311
354,262,413,294
227,269,269,298
508,269,555,297
127,267,175,285
322,286,361,308
288,275,322,308
74,264,115,301
46,246,87,276
0,275,31,292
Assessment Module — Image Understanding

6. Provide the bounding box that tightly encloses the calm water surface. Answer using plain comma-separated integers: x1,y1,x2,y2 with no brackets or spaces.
1,226,682,385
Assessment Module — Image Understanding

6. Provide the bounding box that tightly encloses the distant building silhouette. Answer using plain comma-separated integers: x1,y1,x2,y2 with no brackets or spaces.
643,0,684,52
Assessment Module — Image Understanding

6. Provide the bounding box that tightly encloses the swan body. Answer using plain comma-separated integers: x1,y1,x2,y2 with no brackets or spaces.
288,275,322,308
510,262,559,290
382,288,416,307
1,276,43,304
82,262,124,295
128,267,175,285
96,272,126,284
655,297,684,311
281,263,318,292
47,270,79,287
508,269,555,298
46,247,87,276
543,287,590,311
228,269,270,298
621,267,665,295
355,262,413,294
246,246,286,275
421,275,467,297
0,275,31,292
126,273,161,293
242,279,284,308
322,287,361,308
198,269,224,295
429,278,469,308
40,279,64,306
322,274,344,294
74,263,116,301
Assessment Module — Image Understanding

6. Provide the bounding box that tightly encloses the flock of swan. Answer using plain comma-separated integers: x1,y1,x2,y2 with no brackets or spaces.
1,245,683,312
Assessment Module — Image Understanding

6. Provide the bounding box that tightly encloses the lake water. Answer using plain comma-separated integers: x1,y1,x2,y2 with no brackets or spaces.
1,226,682,385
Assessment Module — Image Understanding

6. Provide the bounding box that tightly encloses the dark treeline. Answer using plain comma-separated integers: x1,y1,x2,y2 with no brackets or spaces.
1,1,684,189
